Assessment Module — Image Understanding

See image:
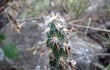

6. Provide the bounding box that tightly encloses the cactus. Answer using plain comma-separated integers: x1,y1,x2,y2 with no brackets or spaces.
45,12,75,70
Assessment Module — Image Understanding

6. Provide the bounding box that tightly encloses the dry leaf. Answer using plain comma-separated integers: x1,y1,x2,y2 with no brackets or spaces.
12,21,25,34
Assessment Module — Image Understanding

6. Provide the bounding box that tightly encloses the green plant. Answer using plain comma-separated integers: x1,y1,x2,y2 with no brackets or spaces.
2,43,19,61
0,34,19,61
46,22,66,70
45,13,75,70
0,34,5,42
0,34,19,60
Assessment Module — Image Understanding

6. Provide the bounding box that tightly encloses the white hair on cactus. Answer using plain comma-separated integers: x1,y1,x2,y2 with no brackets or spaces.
71,59,76,65
41,27,50,34
44,11,58,25
44,11,66,28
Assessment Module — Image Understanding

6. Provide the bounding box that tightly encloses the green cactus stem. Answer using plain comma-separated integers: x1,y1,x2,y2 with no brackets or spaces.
46,20,75,70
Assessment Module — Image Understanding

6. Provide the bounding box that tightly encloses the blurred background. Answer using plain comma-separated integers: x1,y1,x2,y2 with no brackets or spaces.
0,0,110,70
